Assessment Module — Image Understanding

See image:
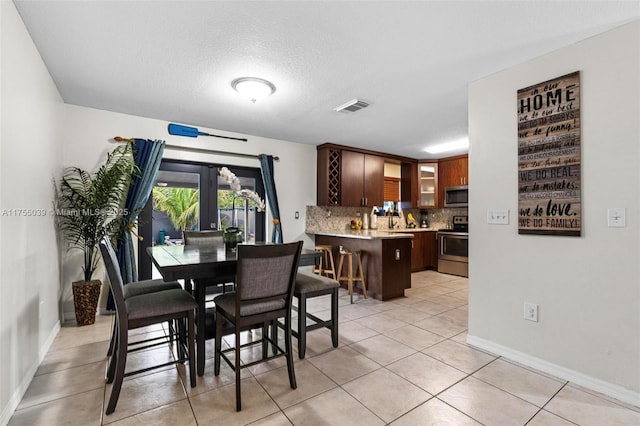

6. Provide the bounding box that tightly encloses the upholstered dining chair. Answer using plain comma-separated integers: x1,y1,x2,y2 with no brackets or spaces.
213,241,303,411
99,237,197,415
183,230,236,294
106,278,182,357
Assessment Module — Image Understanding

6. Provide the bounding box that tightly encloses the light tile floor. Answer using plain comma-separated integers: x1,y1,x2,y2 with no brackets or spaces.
9,270,640,425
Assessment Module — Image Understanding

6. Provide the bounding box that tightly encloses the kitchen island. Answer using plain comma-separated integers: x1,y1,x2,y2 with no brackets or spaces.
311,230,413,301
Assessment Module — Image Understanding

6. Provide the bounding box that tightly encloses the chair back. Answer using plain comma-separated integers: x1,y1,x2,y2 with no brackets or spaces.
99,237,127,321
236,242,302,311
183,230,224,247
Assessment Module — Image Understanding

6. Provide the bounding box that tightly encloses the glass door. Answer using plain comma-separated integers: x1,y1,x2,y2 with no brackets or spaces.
138,160,265,280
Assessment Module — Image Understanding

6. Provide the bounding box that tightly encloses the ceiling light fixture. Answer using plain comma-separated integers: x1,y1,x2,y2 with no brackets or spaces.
231,77,276,103
424,137,469,154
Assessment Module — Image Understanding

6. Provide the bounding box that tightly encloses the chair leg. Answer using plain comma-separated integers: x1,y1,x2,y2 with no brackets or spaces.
284,313,297,389
298,294,307,358
348,254,354,304
196,282,206,376
262,322,269,359
177,318,187,362
271,320,279,354
235,326,242,412
106,323,118,383
214,311,222,376
331,288,339,347
337,253,345,299
107,318,116,356
187,311,196,388
357,253,367,299
167,320,174,347
106,321,128,415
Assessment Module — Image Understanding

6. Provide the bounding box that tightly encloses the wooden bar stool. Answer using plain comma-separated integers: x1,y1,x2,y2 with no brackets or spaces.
313,245,337,279
337,248,367,304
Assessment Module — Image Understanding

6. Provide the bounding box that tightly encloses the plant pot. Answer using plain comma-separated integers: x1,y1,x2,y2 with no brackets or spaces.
72,280,102,326
223,227,243,252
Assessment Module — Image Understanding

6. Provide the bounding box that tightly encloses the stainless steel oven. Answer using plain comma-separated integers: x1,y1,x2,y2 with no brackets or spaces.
438,216,468,277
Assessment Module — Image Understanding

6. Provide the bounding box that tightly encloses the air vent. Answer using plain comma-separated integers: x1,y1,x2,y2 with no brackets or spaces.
334,99,369,113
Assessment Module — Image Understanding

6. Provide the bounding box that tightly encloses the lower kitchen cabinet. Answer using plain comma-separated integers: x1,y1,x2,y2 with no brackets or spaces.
315,235,411,300
411,231,438,272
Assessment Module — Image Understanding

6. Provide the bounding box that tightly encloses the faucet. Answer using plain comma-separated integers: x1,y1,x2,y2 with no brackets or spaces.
388,208,396,229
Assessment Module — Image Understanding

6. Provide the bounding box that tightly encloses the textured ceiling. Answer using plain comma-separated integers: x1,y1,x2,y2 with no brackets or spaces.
14,1,640,159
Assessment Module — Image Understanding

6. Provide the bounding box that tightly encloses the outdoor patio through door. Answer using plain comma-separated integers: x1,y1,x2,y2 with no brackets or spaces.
138,159,266,280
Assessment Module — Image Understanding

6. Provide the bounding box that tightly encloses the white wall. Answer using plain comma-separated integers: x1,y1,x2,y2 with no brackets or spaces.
0,1,65,423
60,105,317,317
468,21,639,406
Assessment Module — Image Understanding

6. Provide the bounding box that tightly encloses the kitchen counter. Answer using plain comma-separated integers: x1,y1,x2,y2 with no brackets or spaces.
387,227,437,233
310,229,414,239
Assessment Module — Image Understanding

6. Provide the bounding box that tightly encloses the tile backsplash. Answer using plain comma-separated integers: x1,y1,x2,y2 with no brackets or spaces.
305,205,469,233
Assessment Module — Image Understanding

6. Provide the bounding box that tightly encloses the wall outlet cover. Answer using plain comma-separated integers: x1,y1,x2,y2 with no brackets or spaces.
524,302,538,322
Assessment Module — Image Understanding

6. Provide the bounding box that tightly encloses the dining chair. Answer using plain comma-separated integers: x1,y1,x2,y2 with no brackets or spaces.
106,278,182,357
183,230,236,294
213,241,303,411
99,237,197,415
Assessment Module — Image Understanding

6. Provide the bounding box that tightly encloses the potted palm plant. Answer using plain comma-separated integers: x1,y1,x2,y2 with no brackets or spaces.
56,144,137,325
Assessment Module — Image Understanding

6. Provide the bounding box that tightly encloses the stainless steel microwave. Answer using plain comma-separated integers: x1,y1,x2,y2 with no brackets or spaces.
444,185,468,207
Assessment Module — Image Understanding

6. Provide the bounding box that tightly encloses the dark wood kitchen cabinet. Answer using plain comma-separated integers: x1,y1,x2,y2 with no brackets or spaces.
317,146,341,205
318,144,415,207
411,231,438,272
437,154,468,208
341,150,384,207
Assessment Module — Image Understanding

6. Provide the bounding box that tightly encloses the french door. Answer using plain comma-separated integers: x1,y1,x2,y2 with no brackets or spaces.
138,159,266,280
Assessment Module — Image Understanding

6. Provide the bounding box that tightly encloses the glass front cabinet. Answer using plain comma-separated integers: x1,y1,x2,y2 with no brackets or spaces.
418,162,438,208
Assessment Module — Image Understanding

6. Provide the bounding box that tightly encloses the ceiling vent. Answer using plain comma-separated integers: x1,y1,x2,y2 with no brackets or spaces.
334,99,369,113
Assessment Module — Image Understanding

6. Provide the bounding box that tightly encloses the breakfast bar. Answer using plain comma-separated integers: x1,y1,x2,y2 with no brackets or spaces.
311,230,413,301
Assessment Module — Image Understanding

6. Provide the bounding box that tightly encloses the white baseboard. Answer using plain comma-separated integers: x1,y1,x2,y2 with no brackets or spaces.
466,334,640,408
0,320,60,426
63,310,75,322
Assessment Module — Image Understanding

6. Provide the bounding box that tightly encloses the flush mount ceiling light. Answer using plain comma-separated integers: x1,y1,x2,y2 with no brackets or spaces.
231,77,276,103
424,137,469,154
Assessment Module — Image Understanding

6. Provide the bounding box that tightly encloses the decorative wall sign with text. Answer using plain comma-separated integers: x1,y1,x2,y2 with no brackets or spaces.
517,71,581,236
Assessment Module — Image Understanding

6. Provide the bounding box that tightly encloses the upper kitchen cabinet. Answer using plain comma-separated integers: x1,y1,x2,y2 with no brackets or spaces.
417,162,438,208
341,150,384,207
317,146,341,205
437,154,468,208
317,144,416,207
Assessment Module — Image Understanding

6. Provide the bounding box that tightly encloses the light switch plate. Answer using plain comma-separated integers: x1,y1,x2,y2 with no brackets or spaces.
608,208,625,227
487,209,509,225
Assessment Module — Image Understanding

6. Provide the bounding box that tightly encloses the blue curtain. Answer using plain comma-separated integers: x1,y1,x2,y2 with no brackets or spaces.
107,139,165,310
259,155,283,243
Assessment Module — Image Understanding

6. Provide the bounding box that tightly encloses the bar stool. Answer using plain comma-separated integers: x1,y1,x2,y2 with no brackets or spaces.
337,248,367,303
313,245,337,279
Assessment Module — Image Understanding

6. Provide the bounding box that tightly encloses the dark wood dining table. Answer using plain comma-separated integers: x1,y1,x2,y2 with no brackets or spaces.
147,242,321,376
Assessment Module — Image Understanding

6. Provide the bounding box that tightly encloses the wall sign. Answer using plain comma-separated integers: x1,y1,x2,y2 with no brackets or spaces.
517,71,581,236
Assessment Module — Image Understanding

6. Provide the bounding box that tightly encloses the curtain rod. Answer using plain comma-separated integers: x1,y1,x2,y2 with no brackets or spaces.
113,137,279,161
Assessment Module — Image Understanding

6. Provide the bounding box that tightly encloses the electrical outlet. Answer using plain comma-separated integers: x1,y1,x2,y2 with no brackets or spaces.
295,211,299,219
487,209,509,225
524,302,538,322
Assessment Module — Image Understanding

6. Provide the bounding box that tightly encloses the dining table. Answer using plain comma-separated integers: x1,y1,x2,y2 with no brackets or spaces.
147,242,321,376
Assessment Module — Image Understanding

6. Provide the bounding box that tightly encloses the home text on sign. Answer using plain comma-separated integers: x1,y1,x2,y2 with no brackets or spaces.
517,72,581,236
